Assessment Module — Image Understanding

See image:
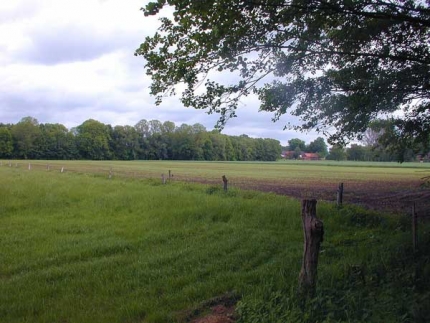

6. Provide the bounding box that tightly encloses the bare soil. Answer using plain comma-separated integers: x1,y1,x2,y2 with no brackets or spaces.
180,176,430,217
179,293,239,323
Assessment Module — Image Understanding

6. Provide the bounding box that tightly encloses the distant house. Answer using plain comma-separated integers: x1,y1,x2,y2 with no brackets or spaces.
301,153,320,160
282,151,296,159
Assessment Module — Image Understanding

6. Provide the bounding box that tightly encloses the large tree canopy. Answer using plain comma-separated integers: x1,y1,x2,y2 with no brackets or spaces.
136,0,430,147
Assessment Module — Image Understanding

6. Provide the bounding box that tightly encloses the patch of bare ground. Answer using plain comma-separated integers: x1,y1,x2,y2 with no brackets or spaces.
182,176,430,216
178,293,239,323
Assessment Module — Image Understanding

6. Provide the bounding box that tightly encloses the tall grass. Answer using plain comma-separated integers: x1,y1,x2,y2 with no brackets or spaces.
1,167,429,322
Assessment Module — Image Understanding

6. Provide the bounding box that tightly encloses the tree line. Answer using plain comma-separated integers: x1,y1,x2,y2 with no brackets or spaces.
0,117,281,161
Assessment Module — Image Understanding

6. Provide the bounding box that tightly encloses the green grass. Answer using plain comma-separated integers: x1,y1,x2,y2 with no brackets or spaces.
4,159,430,184
0,166,429,322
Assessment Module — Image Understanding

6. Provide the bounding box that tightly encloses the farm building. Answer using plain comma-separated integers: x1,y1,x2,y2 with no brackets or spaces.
301,153,320,160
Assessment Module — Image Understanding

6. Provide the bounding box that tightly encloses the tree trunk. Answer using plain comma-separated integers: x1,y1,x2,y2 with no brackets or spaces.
298,199,324,299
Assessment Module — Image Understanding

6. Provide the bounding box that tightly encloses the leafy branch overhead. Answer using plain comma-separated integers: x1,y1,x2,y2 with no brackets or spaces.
136,0,430,146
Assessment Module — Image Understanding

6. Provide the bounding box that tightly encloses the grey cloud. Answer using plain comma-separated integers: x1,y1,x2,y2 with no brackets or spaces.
16,24,138,65
0,3,40,25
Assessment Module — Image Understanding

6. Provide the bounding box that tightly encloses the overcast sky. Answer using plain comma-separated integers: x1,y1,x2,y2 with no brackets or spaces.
0,0,321,146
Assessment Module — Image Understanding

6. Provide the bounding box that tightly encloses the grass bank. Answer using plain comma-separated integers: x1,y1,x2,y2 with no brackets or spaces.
0,166,429,322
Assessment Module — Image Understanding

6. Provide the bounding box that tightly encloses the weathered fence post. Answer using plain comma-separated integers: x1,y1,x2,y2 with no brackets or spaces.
161,174,166,184
222,175,228,192
61,167,64,173
337,183,344,207
28,163,31,171
412,203,418,253
299,199,324,299
168,170,172,181
109,167,113,179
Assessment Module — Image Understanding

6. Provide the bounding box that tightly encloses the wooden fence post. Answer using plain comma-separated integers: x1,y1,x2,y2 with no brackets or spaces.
412,203,418,253
161,174,166,184
109,167,113,179
28,163,31,170
222,175,228,192
337,183,344,207
299,199,324,299
61,167,64,173
168,170,172,181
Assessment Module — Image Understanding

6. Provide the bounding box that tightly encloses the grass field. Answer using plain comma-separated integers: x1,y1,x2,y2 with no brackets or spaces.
1,162,429,322
5,159,430,212
5,159,430,181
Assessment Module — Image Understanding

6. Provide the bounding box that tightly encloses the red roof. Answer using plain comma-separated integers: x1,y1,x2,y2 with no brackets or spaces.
302,153,320,160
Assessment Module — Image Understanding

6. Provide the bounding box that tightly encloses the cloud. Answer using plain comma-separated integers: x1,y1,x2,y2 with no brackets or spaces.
17,24,133,65
0,0,322,148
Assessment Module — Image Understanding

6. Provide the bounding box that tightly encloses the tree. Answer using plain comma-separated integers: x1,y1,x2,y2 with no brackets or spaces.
0,126,13,158
346,144,368,161
37,123,76,160
326,145,347,161
75,119,112,160
11,117,41,159
137,0,430,150
288,138,306,151
111,125,140,160
307,137,328,158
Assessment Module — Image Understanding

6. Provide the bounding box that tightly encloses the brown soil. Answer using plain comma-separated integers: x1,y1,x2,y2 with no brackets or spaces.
180,176,430,216
179,293,239,323
190,304,236,323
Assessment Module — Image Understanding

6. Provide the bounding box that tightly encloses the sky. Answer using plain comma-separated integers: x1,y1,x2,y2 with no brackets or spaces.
0,0,321,146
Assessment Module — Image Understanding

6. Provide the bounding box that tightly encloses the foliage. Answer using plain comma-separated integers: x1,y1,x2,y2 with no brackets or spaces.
75,119,113,160
137,0,430,148
3,117,281,161
288,138,306,151
326,145,347,161
367,118,427,162
10,117,41,159
307,137,328,158
0,126,13,158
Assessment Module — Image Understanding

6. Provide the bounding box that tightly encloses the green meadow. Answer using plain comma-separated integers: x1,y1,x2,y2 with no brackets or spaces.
1,163,429,322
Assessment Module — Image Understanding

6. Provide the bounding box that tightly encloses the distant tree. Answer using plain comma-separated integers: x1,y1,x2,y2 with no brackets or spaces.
0,126,13,158
263,138,282,161
202,138,214,160
37,123,76,160
293,147,302,159
134,119,150,139
111,125,140,160
372,118,427,162
288,138,306,151
326,145,347,161
162,121,176,134
346,144,368,161
307,137,328,158
11,117,41,159
75,119,112,160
